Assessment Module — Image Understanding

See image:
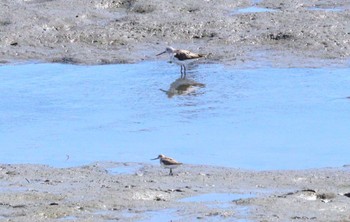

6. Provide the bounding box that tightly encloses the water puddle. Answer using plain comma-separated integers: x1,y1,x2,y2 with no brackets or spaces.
93,208,180,221
179,193,254,221
0,185,27,193
138,207,251,222
138,209,180,222
233,6,276,14
180,193,255,203
232,0,277,14
92,210,127,221
307,6,344,12
180,193,255,209
0,63,350,170
58,215,78,221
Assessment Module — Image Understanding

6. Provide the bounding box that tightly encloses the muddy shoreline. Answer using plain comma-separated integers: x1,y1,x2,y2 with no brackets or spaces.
1,162,350,221
1,0,350,67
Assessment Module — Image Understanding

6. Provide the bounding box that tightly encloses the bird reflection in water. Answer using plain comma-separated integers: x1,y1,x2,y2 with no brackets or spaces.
160,77,205,98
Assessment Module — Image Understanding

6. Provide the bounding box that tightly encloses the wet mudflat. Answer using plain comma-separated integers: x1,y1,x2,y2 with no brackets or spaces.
1,162,350,221
1,0,350,66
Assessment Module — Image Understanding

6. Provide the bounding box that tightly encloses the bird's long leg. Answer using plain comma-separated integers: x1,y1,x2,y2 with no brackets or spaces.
183,65,187,78
180,65,184,78
169,168,173,176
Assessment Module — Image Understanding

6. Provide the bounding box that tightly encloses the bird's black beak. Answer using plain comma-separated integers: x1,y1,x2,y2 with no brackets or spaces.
151,156,160,160
156,51,166,56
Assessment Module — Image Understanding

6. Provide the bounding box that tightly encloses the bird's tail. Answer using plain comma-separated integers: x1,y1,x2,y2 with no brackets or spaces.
199,53,212,59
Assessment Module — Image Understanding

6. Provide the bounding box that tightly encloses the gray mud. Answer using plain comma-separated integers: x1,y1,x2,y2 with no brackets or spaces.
0,162,350,221
1,0,350,66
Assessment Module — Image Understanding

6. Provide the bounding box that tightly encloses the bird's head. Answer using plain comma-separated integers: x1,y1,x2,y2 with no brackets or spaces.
156,47,175,56
151,154,165,160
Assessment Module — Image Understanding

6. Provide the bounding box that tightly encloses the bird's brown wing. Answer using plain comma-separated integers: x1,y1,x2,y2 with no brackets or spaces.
162,157,182,165
174,50,204,61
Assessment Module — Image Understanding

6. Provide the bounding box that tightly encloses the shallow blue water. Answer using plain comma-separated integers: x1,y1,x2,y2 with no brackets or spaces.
0,62,349,170
307,7,344,12
234,6,276,14
180,193,255,203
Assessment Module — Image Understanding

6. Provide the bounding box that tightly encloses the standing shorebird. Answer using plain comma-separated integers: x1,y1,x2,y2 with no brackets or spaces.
156,47,204,78
151,154,182,176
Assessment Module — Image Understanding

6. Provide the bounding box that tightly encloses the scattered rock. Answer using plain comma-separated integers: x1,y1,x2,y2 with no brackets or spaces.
10,42,18,46
12,205,26,208
175,189,185,192
291,216,317,220
268,32,293,40
51,57,77,64
0,21,11,26
316,193,336,201
6,171,18,175
154,196,166,201
131,4,155,13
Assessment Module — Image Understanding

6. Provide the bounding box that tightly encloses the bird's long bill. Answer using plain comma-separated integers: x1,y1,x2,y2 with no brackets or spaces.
151,157,160,160
156,51,166,56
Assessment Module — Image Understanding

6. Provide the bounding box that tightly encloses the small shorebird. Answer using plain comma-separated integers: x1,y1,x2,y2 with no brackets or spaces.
156,47,204,78
151,154,182,176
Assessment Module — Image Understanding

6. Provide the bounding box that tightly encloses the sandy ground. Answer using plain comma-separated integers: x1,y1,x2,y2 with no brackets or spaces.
1,0,350,221
0,0,350,66
1,162,350,221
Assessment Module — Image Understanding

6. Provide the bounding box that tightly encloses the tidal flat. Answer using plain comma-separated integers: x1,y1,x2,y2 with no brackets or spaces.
1,0,350,221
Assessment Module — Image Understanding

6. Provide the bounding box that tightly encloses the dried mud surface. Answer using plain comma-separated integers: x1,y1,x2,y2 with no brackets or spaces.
0,162,350,221
0,0,350,66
